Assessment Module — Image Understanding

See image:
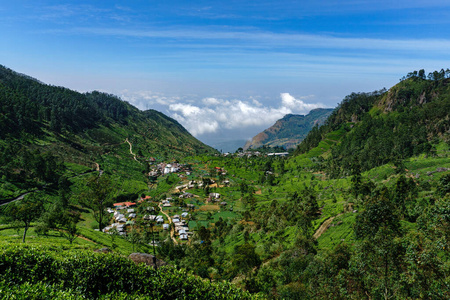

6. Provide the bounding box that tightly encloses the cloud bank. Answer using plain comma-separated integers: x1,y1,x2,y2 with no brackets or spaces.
122,91,325,137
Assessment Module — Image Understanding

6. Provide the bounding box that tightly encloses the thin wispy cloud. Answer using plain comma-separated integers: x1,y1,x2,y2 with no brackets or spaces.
57,26,450,53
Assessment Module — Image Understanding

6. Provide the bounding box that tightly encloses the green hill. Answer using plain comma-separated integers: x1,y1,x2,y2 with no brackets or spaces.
294,73,450,175
1,68,450,299
0,65,217,201
0,65,215,158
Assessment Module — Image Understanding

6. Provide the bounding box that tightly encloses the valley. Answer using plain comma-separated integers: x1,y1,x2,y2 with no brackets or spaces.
1,67,450,299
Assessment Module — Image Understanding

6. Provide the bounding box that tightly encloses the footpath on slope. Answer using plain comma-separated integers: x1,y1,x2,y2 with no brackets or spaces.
125,138,138,162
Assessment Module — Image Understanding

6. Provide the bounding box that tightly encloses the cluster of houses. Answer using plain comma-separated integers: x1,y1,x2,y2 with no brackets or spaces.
143,214,165,224
148,162,194,179
103,202,137,235
173,212,191,240
223,151,288,158
102,198,192,241
206,192,227,207
101,161,235,243
176,181,196,191
162,199,172,208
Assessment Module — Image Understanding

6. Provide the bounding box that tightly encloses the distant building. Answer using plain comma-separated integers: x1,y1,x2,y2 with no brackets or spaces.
267,152,289,157
113,202,136,208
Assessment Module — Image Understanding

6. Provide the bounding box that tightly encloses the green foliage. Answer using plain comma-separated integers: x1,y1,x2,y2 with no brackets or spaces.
354,188,401,239
0,244,257,299
2,193,45,242
232,243,261,276
296,74,450,176
79,174,117,231
3,66,450,299
437,172,450,196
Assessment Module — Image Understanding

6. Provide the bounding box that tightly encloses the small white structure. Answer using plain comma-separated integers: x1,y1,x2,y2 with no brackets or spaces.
127,209,135,213
209,193,220,199
143,215,157,221
163,224,170,230
181,212,189,218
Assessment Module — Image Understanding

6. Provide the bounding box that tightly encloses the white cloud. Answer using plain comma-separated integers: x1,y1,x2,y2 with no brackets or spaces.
169,103,204,117
119,90,181,109
281,93,322,111
165,93,324,137
169,103,219,135
118,90,326,137
202,97,221,106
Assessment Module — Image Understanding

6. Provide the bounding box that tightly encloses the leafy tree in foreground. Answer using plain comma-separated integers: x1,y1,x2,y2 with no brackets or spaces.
58,210,81,244
80,174,118,231
351,187,405,299
2,193,44,242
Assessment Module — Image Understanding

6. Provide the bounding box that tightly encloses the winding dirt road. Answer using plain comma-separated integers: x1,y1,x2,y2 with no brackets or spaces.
158,203,178,245
125,138,138,162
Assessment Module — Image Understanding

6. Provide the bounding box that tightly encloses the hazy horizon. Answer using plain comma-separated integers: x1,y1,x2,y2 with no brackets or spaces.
2,0,449,146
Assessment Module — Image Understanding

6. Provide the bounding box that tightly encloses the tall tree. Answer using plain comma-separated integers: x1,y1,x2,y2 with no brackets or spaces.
80,174,118,231
352,187,404,299
3,193,44,242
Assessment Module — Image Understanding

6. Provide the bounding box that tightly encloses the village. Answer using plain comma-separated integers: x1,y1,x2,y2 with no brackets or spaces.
101,160,232,245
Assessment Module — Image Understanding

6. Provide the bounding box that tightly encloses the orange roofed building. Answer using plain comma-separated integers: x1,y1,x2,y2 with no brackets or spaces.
113,202,136,208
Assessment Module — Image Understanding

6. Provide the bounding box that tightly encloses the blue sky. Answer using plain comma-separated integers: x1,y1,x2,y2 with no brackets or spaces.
1,1,450,148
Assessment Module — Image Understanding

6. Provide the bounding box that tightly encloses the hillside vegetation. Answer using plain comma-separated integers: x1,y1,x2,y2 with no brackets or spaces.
1,68,450,299
0,244,257,299
0,64,215,163
0,64,216,202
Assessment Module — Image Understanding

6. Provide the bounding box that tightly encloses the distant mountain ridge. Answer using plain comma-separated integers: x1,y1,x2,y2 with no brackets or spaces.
243,108,334,150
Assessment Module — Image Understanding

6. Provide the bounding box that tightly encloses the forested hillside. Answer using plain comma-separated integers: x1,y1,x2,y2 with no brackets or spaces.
1,68,450,299
0,65,216,202
295,70,450,175
0,65,214,154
